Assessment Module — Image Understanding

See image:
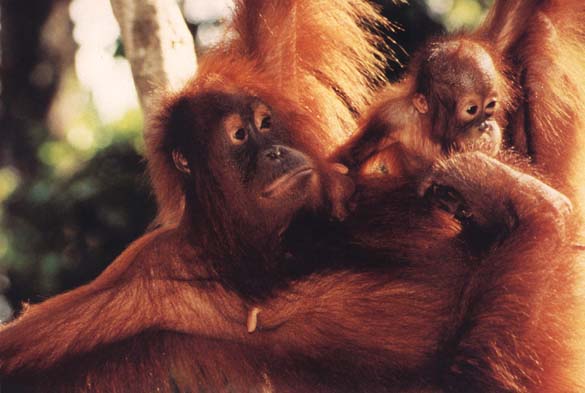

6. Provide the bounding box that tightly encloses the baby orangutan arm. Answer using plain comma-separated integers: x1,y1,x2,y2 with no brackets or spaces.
334,90,412,171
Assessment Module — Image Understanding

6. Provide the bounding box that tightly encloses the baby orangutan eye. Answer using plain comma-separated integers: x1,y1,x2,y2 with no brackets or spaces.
485,100,497,116
466,105,478,115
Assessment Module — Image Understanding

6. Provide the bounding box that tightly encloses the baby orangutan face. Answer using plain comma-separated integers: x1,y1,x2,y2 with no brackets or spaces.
450,53,502,156
413,40,507,157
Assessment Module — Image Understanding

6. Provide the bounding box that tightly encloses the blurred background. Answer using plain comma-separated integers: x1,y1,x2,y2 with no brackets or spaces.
0,0,492,320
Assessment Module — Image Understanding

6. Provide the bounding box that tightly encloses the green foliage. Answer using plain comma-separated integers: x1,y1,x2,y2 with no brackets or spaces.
444,0,490,30
0,142,156,304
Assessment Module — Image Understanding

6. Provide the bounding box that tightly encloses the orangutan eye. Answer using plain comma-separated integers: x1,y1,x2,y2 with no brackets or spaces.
234,128,247,141
260,116,272,130
466,105,478,115
224,114,247,144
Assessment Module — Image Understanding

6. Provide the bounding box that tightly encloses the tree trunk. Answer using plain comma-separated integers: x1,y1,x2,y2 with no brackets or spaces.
110,0,197,122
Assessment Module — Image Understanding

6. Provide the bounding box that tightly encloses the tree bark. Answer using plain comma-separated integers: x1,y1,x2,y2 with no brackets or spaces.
110,0,197,121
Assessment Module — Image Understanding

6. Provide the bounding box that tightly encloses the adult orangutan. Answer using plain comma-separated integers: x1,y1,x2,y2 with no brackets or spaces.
0,132,581,392
1,0,585,392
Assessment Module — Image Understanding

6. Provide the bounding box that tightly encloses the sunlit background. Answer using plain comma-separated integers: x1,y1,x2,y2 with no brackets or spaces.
0,0,491,320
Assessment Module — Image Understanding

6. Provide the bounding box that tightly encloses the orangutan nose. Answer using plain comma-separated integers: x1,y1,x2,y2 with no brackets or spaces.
479,121,492,132
266,146,283,160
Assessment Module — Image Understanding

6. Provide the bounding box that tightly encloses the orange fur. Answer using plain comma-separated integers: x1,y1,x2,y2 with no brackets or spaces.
1,152,582,393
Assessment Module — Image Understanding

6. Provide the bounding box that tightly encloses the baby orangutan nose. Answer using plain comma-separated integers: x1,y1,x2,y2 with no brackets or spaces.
479,121,492,132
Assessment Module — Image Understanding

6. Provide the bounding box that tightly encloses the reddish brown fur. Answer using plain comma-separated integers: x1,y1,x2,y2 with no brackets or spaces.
1,153,582,393
1,0,585,392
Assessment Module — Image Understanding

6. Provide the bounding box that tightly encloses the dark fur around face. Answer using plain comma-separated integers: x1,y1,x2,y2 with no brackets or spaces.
161,92,315,242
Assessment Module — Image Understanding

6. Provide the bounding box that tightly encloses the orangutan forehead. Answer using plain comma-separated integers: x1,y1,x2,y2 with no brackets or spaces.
429,44,499,94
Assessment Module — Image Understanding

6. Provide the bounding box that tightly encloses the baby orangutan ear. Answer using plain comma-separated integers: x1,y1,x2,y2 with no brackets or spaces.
412,93,429,114
172,150,191,174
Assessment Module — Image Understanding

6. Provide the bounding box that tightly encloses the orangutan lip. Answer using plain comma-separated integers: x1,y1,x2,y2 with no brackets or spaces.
261,167,314,198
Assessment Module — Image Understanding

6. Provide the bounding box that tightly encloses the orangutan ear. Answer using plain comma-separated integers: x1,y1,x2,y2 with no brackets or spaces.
412,93,429,114
172,150,191,174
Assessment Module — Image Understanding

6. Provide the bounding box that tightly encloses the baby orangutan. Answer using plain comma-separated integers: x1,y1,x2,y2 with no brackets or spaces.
336,37,513,177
